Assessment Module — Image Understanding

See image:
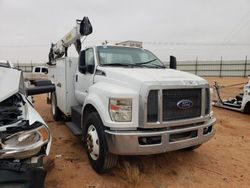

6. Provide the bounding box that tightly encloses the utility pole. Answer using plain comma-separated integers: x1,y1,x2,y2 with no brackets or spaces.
219,56,223,77
195,56,198,75
244,56,247,77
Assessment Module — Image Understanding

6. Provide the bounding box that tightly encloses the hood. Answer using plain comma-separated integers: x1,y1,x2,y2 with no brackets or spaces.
0,67,21,102
96,67,208,91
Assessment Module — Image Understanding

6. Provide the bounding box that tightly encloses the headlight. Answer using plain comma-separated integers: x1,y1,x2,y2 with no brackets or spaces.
0,123,50,159
109,98,132,122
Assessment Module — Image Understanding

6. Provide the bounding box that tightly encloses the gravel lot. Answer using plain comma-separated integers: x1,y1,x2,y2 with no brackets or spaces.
33,77,250,188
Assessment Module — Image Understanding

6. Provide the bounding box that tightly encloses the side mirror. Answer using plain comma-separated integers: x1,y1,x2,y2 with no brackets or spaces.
170,56,177,69
79,50,87,74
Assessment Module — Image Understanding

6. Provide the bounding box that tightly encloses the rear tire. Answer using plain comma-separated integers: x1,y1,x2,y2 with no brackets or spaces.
85,112,118,173
51,92,62,121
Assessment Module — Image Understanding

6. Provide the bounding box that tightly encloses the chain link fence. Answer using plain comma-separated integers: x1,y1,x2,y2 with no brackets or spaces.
164,57,249,77
14,57,250,77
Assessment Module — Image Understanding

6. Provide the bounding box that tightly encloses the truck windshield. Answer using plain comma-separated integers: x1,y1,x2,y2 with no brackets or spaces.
97,46,165,68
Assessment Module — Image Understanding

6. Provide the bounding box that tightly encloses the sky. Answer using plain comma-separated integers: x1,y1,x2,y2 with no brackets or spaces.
0,0,250,63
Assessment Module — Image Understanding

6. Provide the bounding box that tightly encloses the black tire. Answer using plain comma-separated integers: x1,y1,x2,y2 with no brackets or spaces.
182,144,202,151
51,92,62,121
244,102,250,114
85,112,118,173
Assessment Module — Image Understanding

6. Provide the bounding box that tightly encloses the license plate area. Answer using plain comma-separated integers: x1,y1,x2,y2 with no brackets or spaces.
169,130,198,142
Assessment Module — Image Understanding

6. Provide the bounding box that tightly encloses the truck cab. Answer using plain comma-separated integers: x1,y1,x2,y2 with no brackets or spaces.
48,44,216,173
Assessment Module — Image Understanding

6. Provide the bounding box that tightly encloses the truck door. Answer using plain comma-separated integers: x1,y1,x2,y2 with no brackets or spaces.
75,48,95,104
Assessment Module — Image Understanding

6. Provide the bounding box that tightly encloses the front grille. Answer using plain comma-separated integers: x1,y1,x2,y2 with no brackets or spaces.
162,89,201,121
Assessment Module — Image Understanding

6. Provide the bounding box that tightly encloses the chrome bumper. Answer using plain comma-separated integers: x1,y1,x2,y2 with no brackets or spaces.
105,117,216,155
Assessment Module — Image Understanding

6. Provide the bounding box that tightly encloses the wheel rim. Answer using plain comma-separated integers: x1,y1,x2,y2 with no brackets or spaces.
86,125,100,160
51,93,56,115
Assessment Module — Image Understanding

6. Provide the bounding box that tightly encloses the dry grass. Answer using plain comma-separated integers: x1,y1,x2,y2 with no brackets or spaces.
119,160,143,188
115,155,169,188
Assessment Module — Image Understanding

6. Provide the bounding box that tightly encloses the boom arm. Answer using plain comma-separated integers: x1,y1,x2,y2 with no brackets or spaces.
48,17,92,64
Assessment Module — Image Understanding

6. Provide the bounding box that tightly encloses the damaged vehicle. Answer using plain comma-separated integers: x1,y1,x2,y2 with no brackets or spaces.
213,75,250,114
0,66,52,188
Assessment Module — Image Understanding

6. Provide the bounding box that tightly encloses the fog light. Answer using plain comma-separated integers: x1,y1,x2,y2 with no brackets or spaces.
138,136,161,145
203,126,212,135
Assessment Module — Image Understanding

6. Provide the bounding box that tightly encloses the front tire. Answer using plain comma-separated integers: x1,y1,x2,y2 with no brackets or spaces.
85,112,118,173
51,92,62,121
244,102,250,114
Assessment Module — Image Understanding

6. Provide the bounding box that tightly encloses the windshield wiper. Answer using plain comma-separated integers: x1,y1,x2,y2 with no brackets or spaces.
133,59,166,68
136,59,157,65
102,59,157,66
102,63,132,67
102,60,165,68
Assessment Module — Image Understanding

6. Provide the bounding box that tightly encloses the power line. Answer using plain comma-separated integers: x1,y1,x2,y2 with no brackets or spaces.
222,10,250,44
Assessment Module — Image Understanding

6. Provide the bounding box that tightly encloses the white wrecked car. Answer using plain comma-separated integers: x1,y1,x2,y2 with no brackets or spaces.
0,66,53,188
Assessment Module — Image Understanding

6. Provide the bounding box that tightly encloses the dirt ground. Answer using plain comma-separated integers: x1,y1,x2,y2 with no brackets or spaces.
33,77,250,188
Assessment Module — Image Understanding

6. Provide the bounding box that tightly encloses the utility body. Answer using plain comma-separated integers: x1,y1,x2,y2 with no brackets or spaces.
48,17,216,173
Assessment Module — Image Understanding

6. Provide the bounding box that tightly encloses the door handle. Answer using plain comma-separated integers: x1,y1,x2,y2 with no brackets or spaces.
76,75,78,82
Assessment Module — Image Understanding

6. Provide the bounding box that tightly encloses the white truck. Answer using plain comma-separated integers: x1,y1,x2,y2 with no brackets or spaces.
23,66,48,83
48,17,216,173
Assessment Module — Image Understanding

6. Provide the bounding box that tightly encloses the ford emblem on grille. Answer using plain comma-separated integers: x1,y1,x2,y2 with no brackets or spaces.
177,99,193,110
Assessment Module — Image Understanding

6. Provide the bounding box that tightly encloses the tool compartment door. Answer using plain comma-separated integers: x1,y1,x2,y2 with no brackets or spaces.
48,57,79,116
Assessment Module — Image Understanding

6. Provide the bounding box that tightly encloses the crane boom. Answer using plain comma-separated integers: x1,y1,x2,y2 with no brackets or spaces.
48,17,92,64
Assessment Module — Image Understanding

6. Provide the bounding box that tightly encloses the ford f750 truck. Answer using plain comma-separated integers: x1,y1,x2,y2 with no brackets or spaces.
47,17,216,173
